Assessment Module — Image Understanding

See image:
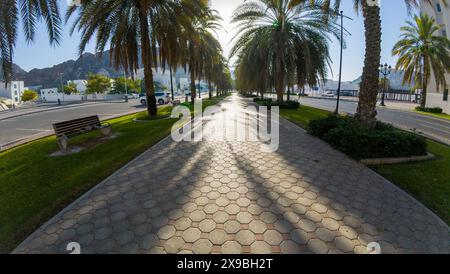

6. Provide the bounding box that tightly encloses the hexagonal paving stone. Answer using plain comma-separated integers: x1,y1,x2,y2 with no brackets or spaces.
158,226,176,240
251,241,272,254
213,212,229,224
334,236,356,253
249,220,267,234
263,230,284,246
216,197,230,207
222,241,242,254
199,219,216,233
192,239,213,254
204,204,219,214
236,212,253,224
225,204,241,215
315,228,336,242
165,237,185,254
190,210,206,222
260,212,278,224
209,230,228,245
307,239,329,254
236,197,251,207
236,230,256,246
322,218,340,231
224,220,241,234
182,228,202,243
280,240,303,254
174,217,192,231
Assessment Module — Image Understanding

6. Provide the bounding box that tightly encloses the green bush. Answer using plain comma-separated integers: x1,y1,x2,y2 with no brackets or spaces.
254,98,300,109
308,116,427,159
416,106,443,114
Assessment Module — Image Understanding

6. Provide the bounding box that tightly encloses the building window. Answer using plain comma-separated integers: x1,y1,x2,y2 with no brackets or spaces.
15,97,18,102
444,89,449,101
14,90,17,95
13,84,17,89
437,3,442,12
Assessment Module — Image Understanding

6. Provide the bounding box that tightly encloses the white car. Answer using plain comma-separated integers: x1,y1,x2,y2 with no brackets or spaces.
321,91,335,97
140,92,171,105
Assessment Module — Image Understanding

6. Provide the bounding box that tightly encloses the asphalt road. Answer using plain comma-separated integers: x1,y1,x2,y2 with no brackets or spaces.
1,96,449,148
0,100,147,147
298,97,450,145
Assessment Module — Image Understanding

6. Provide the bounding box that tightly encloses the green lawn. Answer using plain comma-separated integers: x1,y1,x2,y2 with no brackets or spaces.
280,105,331,129
415,111,450,121
0,95,229,253
280,105,450,225
372,141,450,225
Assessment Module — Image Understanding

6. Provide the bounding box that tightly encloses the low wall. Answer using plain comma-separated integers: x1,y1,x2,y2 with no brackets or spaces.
41,93,123,103
426,93,450,114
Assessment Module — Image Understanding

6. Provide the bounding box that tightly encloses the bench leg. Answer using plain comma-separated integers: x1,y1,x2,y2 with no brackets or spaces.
57,136,69,153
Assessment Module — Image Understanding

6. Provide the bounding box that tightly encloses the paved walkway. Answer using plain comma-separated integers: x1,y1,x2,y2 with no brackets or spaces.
14,95,449,254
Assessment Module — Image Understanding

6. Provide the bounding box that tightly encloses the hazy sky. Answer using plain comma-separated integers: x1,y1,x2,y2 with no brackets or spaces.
13,1,418,81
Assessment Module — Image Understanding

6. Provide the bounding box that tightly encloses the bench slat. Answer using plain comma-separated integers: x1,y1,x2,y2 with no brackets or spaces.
53,116,102,137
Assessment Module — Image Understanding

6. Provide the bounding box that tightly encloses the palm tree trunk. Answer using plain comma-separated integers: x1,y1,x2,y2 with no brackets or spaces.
190,67,196,104
421,55,428,108
355,3,382,128
287,86,291,101
138,5,157,116
275,68,285,103
208,80,212,99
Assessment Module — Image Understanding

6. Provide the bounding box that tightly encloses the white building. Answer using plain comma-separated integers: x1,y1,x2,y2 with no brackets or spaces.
67,80,88,93
0,81,25,105
40,88,59,101
421,0,450,113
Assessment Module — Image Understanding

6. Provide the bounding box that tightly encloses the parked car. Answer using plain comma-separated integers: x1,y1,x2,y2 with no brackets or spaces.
140,92,171,105
321,91,335,97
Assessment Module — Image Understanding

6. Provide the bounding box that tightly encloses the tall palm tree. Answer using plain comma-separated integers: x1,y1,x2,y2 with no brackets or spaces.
67,0,206,116
231,0,339,103
289,0,439,128
393,13,450,108
182,8,222,103
0,0,62,83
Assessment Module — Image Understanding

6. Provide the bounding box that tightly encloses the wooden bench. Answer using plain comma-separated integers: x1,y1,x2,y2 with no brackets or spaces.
53,115,112,153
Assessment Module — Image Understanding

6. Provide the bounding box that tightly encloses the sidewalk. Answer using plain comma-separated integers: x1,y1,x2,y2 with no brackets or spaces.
13,95,449,254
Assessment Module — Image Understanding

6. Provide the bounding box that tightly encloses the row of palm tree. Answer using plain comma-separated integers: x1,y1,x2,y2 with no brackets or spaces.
233,0,446,128
231,0,339,104
0,0,232,117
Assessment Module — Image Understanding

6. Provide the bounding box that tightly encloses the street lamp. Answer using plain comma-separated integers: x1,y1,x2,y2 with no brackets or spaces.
380,63,391,107
335,11,352,115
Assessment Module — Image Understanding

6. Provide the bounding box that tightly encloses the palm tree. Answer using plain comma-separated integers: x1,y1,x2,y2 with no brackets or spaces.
182,8,222,103
0,0,62,83
231,0,339,103
289,0,440,128
393,13,450,108
67,0,207,116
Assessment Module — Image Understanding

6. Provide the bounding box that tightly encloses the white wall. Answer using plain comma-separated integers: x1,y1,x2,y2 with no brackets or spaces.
426,92,450,113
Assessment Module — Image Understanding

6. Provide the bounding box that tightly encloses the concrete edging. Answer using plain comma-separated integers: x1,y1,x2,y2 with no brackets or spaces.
360,153,436,165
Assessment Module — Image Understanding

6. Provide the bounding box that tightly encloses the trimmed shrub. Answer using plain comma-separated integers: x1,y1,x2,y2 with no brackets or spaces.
308,116,427,159
254,98,300,109
416,106,443,114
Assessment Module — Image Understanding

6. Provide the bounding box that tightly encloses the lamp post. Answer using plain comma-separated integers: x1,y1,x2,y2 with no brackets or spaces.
380,63,391,107
59,73,64,104
335,11,352,115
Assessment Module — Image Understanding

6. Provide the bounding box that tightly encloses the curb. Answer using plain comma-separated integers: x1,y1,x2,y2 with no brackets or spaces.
360,153,435,165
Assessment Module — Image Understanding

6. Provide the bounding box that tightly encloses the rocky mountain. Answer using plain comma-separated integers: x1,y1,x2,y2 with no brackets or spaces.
9,51,127,88
323,69,415,91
